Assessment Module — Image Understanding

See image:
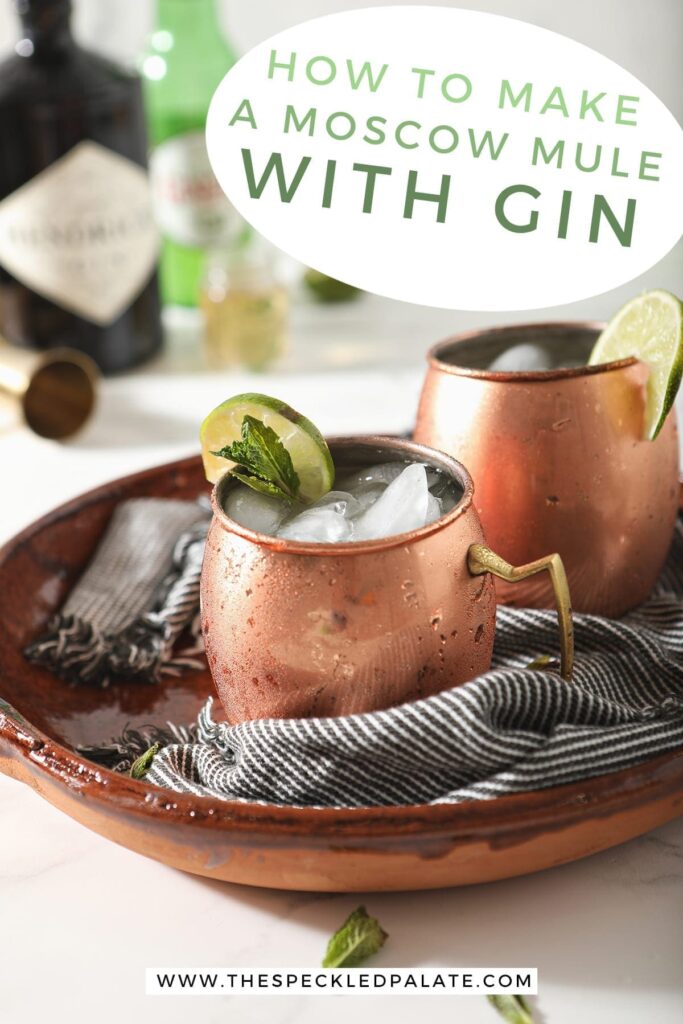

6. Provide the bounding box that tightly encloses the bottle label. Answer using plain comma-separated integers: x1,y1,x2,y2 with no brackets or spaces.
0,141,159,325
149,130,239,247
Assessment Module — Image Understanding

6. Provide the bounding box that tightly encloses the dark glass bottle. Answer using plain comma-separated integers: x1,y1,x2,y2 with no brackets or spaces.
0,0,163,373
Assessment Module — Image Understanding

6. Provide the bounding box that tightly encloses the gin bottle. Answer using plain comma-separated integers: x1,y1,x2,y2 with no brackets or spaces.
0,0,162,373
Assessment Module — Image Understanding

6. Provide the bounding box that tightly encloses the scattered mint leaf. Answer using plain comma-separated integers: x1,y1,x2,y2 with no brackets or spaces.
526,654,554,671
487,994,534,1023
130,742,161,780
322,906,388,968
212,415,300,502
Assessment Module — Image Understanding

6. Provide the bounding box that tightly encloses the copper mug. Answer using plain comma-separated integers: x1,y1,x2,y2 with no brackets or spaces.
201,436,573,723
414,322,679,617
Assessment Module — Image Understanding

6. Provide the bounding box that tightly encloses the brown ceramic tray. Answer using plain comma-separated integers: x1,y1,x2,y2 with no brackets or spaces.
1,455,682,892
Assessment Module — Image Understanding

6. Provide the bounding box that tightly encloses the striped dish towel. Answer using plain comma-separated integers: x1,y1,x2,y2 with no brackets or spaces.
72,500,683,807
25,498,211,686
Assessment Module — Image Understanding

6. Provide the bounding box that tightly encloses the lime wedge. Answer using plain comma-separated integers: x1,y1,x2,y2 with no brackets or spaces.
588,289,683,440
200,392,334,501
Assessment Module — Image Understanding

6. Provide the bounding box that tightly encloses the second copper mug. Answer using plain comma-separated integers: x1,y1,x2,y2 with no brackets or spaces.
415,322,679,617
201,436,573,723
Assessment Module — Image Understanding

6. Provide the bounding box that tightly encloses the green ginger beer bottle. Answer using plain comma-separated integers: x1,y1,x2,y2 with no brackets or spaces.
141,0,241,306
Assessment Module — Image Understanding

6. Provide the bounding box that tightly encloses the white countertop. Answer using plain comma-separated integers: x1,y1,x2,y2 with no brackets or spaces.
1,287,682,1024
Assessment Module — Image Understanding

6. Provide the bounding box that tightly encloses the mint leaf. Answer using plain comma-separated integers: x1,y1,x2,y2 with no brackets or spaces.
322,906,388,968
526,654,554,671
487,994,534,1023
212,415,300,501
130,742,161,780
230,469,292,503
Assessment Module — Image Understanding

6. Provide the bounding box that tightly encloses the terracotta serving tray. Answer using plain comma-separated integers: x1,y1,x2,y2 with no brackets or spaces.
1,455,682,892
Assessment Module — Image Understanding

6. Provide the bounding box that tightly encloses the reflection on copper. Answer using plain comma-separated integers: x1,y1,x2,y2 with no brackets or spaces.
201,437,501,722
202,436,573,722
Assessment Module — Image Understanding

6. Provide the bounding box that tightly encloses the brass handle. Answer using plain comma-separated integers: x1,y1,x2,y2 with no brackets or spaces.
467,544,574,681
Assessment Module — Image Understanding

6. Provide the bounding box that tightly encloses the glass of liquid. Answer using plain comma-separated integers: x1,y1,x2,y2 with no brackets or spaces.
200,241,289,372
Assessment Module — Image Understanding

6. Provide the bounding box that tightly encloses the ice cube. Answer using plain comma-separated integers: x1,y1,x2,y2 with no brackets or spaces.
440,491,459,514
353,464,430,540
337,462,407,491
425,493,443,525
426,467,455,502
425,467,441,489
489,342,553,373
278,506,353,543
310,490,363,518
348,482,385,512
225,483,287,535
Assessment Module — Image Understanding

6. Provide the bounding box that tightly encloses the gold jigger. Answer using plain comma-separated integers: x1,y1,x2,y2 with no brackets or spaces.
0,339,98,439
414,322,679,617
201,436,573,723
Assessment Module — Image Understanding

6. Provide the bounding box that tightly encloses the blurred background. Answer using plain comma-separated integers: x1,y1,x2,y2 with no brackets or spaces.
0,0,681,534
1,0,681,109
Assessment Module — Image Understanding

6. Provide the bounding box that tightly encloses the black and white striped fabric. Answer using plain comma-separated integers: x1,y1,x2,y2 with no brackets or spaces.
40,496,683,806
75,501,683,807
25,498,211,687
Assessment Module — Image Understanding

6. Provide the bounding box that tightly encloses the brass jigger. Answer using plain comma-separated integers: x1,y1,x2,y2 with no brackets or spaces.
0,339,98,440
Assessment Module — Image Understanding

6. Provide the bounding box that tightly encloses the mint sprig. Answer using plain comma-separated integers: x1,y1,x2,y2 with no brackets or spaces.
130,742,161,780
212,415,301,503
487,994,534,1023
322,906,388,968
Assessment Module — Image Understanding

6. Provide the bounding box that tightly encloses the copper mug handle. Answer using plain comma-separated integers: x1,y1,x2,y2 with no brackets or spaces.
467,545,574,681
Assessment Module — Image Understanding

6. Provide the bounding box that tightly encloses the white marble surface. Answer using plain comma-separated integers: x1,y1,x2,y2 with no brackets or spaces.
1,297,683,1024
